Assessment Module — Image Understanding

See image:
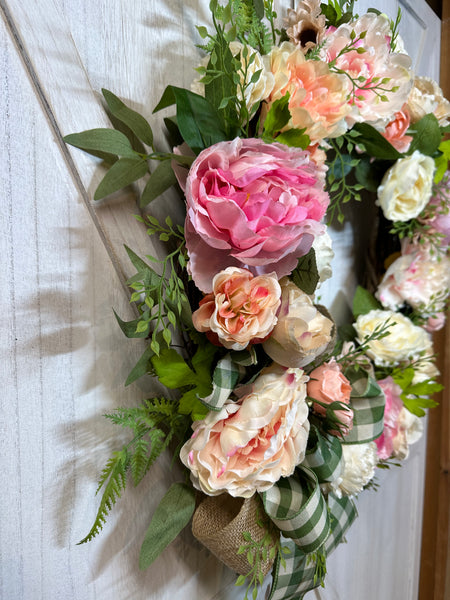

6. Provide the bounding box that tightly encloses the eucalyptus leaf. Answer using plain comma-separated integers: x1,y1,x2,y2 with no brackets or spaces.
64,128,137,158
139,483,196,570
102,89,154,147
94,157,148,200
140,160,177,207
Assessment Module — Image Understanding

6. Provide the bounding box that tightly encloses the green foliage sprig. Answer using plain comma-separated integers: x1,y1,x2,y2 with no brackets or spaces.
78,397,189,544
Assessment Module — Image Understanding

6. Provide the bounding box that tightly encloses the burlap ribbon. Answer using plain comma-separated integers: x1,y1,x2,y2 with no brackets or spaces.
192,493,278,576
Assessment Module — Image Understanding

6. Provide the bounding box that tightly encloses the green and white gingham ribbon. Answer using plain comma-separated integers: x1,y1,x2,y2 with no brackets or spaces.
302,427,343,483
343,370,386,444
199,349,256,411
268,493,358,600
261,467,330,555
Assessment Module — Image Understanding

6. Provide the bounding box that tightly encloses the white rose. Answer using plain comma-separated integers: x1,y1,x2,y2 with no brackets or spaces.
377,151,435,222
355,309,432,367
180,365,310,497
407,76,450,127
263,279,334,368
323,442,378,498
312,230,334,286
376,248,450,315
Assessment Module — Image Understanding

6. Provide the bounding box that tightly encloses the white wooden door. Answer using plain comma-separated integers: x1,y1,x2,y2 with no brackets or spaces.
0,1,441,599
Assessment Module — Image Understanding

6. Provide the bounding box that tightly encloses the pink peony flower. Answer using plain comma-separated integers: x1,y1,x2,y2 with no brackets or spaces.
320,13,412,125
376,244,450,319
263,42,351,142
376,377,423,460
424,312,446,332
179,364,310,497
380,105,413,153
192,267,281,351
185,138,329,292
307,359,353,435
420,172,450,247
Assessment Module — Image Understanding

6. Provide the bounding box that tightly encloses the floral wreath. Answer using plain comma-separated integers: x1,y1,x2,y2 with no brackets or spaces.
65,1,450,598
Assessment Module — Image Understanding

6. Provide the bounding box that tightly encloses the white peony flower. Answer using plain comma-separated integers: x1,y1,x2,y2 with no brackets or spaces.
377,151,435,222
312,230,334,286
355,309,432,367
392,408,424,459
407,76,450,126
323,442,378,497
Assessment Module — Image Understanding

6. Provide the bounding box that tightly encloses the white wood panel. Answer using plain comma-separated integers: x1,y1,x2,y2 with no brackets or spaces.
0,1,440,599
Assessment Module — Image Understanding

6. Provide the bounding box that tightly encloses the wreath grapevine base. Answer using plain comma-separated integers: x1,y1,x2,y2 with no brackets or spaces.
65,1,450,598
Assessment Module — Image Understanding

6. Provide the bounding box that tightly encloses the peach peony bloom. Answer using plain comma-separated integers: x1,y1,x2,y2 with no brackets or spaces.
286,0,327,54
179,364,310,497
263,42,351,143
263,278,334,368
308,359,353,435
380,105,413,153
192,267,281,351
320,13,412,125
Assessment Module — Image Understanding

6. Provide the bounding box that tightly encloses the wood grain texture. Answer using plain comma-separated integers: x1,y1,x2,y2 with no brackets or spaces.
0,1,442,599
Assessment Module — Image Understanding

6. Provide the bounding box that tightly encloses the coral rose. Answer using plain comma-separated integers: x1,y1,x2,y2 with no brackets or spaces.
263,279,334,368
263,42,351,143
308,359,353,436
192,267,281,350
180,364,310,497
355,310,432,367
185,138,329,292
377,151,435,222
380,106,413,153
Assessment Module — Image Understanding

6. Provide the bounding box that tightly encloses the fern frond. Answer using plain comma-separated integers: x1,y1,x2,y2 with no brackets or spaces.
78,449,129,544
131,438,150,486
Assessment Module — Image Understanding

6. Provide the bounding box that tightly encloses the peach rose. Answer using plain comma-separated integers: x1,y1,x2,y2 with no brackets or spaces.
263,42,351,142
192,267,281,350
180,364,310,497
263,279,334,368
308,360,353,435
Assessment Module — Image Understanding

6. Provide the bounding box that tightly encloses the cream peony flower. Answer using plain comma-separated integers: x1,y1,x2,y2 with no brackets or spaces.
355,309,432,367
263,42,351,142
286,0,326,53
377,151,435,222
407,76,450,126
376,246,450,316
311,230,334,286
263,278,334,368
323,442,378,497
392,408,424,460
180,364,310,497
192,267,281,351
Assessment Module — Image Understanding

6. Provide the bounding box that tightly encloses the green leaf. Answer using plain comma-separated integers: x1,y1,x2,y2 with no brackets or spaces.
355,156,382,192
352,123,403,160
114,310,150,338
152,348,197,388
139,483,196,569
125,344,155,386
352,285,382,318
401,394,438,417
140,160,177,207
235,575,246,587
93,157,148,200
262,93,291,138
154,86,227,152
102,89,154,147
178,389,209,420
408,114,442,157
64,128,137,158
290,248,319,295
275,128,310,149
